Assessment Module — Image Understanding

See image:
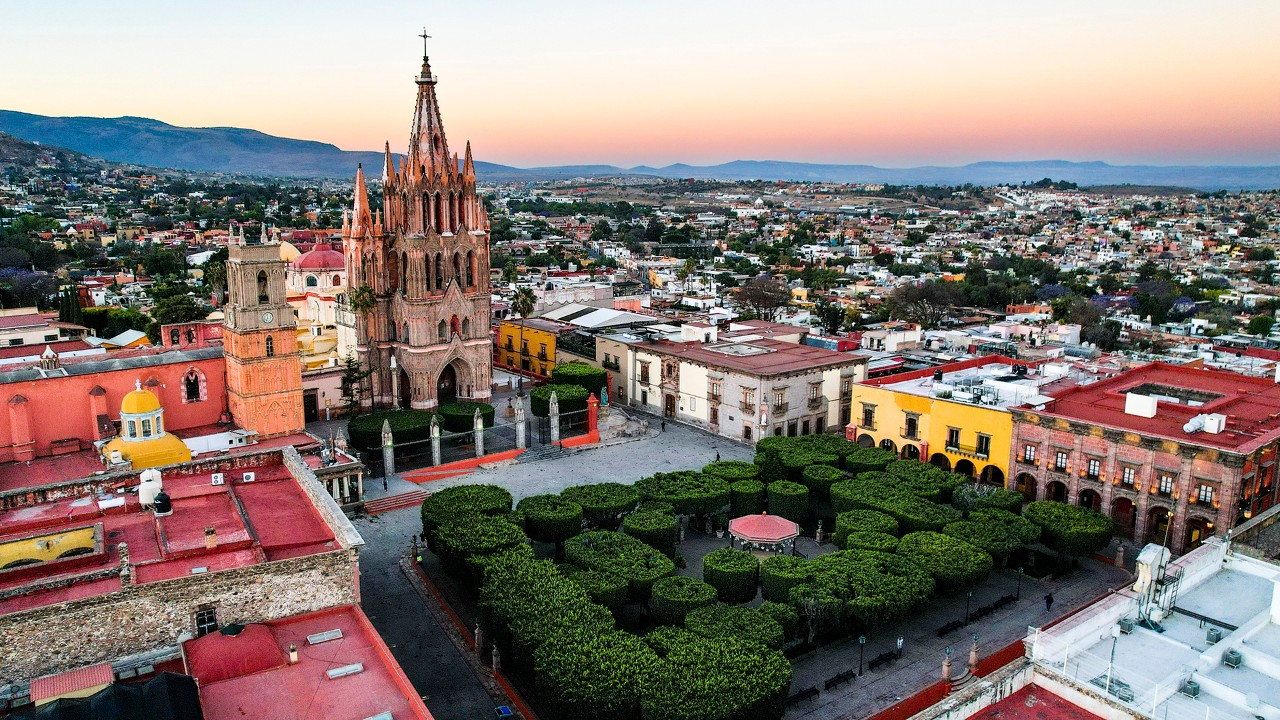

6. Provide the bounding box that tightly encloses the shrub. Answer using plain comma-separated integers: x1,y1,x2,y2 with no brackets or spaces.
636,499,676,514
844,446,897,474
833,509,900,548
896,531,994,594
767,481,809,523
800,464,845,503
534,629,659,720
420,484,513,547
757,601,800,640
753,450,787,484
650,576,718,625
435,515,526,576
641,628,791,720
348,409,439,450
883,461,965,502
564,531,675,600
780,451,838,482
760,555,811,603
437,401,496,432
685,604,784,649
517,495,584,555
635,472,730,516
1025,501,1115,557
953,484,1025,514
623,511,678,557
562,483,640,529
702,461,760,483
845,531,899,553
795,550,934,629
830,475,962,532
943,509,1040,562
702,549,760,604
729,480,765,516
567,570,630,610
530,383,589,416
551,361,608,395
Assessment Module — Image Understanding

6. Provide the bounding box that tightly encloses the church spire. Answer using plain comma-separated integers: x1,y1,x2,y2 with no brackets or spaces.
463,141,475,182
351,163,372,235
382,141,394,185
407,31,449,173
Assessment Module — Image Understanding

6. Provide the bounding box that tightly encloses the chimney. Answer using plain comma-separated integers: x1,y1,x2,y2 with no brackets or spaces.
204,526,217,550
289,644,299,665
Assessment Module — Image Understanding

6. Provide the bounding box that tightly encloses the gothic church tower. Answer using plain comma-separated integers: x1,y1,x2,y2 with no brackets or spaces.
342,44,492,411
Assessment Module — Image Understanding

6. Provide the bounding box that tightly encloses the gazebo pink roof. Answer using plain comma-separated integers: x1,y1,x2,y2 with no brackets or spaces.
729,512,799,543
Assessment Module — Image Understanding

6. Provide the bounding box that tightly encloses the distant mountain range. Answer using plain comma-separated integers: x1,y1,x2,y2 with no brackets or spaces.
2,109,1278,190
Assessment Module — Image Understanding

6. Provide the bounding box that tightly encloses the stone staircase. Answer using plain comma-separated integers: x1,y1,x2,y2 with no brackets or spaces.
362,489,429,515
949,669,980,693
518,444,571,463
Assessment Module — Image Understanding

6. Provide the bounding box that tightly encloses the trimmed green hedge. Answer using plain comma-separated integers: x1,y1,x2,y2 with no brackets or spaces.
800,464,846,503
517,494,584,550
702,548,760,604
780,451,838,482
636,499,676,515
794,550,935,630
767,481,809,523
884,460,965,502
534,629,659,720
1025,501,1115,557
729,480,765,517
568,570,630,610
760,555,812,603
830,474,962,532
641,627,791,720
622,511,678,557
348,409,439,450
551,361,608,395
702,461,760,483
757,601,800,641
437,401,496,432
561,482,639,530
531,383,589,417
845,531,900,553
435,514,526,576
754,435,860,485
685,604,784,649
420,484,513,547
833,509,900,548
564,530,675,600
953,484,1025,514
844,446,898,474
650,576,718,625
896,531,994,594
635,472,730,516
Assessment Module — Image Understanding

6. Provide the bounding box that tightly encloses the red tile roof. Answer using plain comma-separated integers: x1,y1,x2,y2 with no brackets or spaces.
30,662,114,703
638,338,865,376
966,684,1102,720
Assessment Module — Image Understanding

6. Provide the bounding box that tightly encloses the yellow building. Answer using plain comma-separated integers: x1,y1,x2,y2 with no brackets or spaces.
101,381,192,470
496,318,565,377
845,356,1042,486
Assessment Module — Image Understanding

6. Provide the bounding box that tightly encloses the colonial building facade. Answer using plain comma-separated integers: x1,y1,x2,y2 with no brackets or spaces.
341,51,493,411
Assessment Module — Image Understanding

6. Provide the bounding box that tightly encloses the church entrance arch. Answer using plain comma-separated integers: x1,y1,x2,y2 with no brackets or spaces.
437,363,458,406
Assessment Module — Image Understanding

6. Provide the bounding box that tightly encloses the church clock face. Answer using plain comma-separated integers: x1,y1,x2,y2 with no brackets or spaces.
262,311,274,324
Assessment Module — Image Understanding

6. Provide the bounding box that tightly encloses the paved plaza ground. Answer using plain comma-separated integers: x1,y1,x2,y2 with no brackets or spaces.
316,413,1134,720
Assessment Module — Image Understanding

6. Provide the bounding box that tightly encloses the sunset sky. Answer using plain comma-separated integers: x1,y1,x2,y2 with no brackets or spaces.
3,0,1279,168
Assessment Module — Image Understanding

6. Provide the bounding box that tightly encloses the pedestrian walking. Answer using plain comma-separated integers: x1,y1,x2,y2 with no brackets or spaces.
715,451,721,462
1043,593,1054,612
661,420,666,432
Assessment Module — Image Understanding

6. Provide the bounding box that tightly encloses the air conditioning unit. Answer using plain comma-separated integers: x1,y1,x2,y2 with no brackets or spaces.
211,473,225,486
1224,649,1243,668
242,472,256,483
1180,680,1201,699
1118,617,1135,634
1207,627,1222,645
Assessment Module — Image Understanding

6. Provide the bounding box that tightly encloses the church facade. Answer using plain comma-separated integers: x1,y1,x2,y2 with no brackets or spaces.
340,50,493,412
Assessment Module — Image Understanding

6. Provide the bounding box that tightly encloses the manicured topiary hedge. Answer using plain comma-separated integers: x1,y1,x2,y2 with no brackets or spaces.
767,480,809,523
551,361,608,395
517,494,584,553
729,480,765,517
534,628,659,720
437,401,496,432
794,550,935,629
896,531,993,594
702,548,760,604
420,484,513,547
830,474,962,532
844,446,898,474
884,460,965,502
530,383,589,417
434,514,526,576
622,511,678,557
844,531,900,553
636,499,676,515
943,509,1040,562
702,461,760,483
760,555,812,603
641,627,791,720
650,576,719,625
561,482,639,529
635,471,730,517
348,409,439,450
800,464,846,503
685,604,784,649
567,570,630,610
832,509,900,549
757,601,800,641
780,451,838,482
754,435,859,484
1024,501,1115,557
564,530,675,600
953,484,1025,514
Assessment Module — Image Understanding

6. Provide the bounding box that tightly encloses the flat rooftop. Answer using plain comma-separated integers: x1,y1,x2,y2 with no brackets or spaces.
1038,362,1280,452
0,453,339,616
185,605,433,720
966,684,1102,720
637,337,865,376
862,356,1076,409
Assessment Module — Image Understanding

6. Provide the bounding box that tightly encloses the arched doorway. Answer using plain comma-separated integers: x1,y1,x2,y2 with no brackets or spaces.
399,368,412,410
980,465,1005,487
879,438,897,455
1112,497,1136,539
1185,516,1214,551
1046,481,1068,502
1146,506,1171,547
856,434,874,448
437,363,458,406
664,394,676,418
930,454,952,472
954,459,976,478
1015,473,1037,502
1078,489,1102,512
902,444,920,460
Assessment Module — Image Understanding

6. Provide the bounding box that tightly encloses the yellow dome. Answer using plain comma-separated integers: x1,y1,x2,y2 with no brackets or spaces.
279,241,301,263
103,433,191,470
121,388,162,415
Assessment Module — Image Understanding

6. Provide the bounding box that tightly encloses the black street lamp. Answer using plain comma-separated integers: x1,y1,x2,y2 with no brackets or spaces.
896,635,904,659
858,635,866,675
1016,566,1025,600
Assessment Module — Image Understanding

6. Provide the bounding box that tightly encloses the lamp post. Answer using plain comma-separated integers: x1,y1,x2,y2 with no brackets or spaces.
858,635,866,675
965,590,973,624
896,635,904,659
1016,566,1025,600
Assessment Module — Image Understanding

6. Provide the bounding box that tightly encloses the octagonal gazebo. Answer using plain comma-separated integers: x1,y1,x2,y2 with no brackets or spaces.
728,512,800,555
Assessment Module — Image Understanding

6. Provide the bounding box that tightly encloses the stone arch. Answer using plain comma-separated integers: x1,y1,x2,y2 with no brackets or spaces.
265,336,275,357
434,252,443,289
979,465,1004,486
879,438,897,454
257,270,269,303
1014,473,1037,502
453,252,463,286
182,367,207,403
1146,505,1172,547
1078,489,1102,512
437,321,448,343
433,192,443,230
902,444,920,460
306,275,317,287
461,317,471,339
401,322,410,346
435,355,476,407
450,314,461,337
466,250,475,287
954,459,976,478
1113,497,1136,539
332,274,341,287
1046,480,1068,503
425,254,433,292
400,252,408,294
1185,515,1214,551
856,433,874,448
929,453,952,472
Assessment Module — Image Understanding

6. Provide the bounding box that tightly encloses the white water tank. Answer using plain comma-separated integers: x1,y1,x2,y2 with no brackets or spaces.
1125,393,1158,418
1203,414,1227,434
138,469,164,507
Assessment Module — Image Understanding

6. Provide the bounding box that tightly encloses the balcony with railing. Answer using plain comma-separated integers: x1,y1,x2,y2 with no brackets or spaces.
740,401,756,413
708,392,721,404
901,426,919,440
859,419,877,431
602,358,621,372
773,402,789,414
946,443,990,460
807,395,826,411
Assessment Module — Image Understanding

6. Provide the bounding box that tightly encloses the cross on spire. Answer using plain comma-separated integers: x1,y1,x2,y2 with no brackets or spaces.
419,28,431,59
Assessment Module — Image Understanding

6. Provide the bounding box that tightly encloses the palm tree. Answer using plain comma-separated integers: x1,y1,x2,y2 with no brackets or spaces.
511,286,537,396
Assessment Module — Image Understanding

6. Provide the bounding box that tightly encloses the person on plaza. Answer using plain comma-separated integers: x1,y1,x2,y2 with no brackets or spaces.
715,451,721,462
1044,593,1054,611
661,420,666,432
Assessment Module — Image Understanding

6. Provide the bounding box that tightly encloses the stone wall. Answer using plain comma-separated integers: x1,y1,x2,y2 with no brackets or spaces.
0,547,356,685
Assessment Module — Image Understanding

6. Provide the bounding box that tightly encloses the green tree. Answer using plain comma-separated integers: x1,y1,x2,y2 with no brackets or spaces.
813,296,846,335
1248,315,1275,337
339,351,372,415
146,294,207,343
